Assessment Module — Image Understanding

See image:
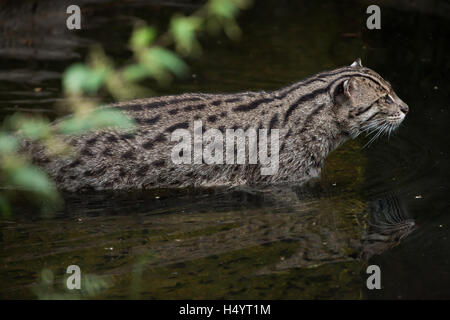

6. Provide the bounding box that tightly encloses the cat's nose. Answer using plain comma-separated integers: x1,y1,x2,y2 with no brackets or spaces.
400,104,409,114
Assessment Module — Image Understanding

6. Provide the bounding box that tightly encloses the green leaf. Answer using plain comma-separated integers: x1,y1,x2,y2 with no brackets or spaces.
63,64,89,94
209,0,238,19
0,133,18,154
170,15,202,54
87,68,108,93
90,109,136,130
9,165,56,196
144,47,188,77
58,109,135,135
130,26,156,50
18,118,51,140
63,64,107,94
57,116,90,135
122,64,150,82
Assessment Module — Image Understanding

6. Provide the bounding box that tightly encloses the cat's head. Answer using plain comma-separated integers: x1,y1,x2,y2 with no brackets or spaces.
334,58,409,139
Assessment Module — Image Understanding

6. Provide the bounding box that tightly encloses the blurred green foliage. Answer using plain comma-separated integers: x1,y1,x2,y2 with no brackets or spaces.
0,0,252,217
25,0,252,298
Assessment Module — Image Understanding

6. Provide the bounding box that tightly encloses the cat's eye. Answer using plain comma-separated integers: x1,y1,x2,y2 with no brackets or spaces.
385,95,394,104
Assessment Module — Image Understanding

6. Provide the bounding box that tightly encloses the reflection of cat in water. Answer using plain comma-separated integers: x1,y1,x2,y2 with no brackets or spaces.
358,193,417,260
54,188,417,270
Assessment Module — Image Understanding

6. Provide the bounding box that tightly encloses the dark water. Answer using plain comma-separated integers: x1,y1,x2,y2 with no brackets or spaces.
0,0,449,299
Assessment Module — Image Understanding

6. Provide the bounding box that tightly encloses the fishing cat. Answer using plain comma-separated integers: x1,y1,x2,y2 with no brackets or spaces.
28,59,409,191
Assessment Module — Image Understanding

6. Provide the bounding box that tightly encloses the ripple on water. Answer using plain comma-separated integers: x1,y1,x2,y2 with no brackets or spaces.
362,133,436,197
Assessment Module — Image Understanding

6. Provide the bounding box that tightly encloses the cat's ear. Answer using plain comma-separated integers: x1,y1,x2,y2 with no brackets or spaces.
350,58,362,68
335,77,358,105
343,77,358,98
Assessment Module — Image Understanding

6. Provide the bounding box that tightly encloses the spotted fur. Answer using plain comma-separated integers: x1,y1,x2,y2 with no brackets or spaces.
27,59,409,191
